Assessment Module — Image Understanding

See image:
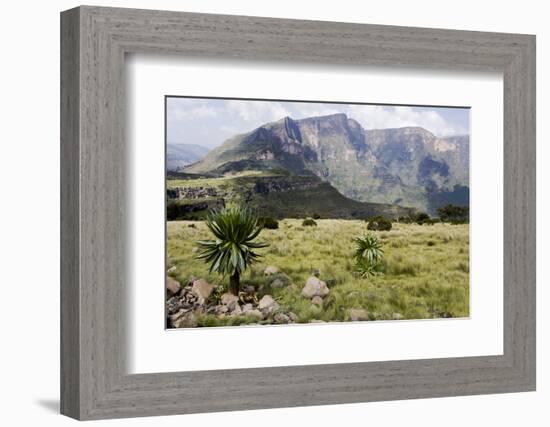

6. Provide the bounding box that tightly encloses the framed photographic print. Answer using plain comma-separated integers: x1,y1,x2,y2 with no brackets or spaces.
61,6,536,420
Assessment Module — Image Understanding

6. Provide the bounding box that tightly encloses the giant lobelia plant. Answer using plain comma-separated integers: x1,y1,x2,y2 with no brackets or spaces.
196,205,268,295
353,234,384,278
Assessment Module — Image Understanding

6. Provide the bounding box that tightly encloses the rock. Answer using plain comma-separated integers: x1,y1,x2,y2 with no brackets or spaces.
191,247,199,253
348,308,369,321
242,303,254,314
186,276,198,287
191,279,214,303
264,265,280,276
274,313,290,324
301,277,330,298
166,277,181,295
231,305,242,315
167,265,176,274
215,305,229,314
311,296,323,306
270,273,291,288
259,295,277,310
246,309,264,320
221,293,239,311
288,312,298,322
173,312,198,328
392,312,404,320
270,278,285,289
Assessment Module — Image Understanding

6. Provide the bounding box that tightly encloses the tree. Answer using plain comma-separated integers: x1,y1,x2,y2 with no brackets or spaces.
353,234,384,278
437,204,469,223
196,205,268,295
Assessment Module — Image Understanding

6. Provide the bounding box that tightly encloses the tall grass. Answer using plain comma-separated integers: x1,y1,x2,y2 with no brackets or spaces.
167,220,470,324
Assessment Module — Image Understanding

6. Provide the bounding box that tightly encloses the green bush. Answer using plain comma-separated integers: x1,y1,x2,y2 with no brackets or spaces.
367,216,392,231
259,217,279,229
437,204,469,223
414,212,431,225
302,218,317,227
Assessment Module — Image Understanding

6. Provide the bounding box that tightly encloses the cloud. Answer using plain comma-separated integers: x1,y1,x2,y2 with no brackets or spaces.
168,103,219,121
347,105,467,137
226,100,291,123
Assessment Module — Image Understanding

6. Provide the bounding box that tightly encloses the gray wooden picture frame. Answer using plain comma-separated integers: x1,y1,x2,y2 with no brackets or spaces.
60,5,536,421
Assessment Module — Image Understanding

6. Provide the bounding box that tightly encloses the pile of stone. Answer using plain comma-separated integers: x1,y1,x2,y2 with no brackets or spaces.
166,272,298,328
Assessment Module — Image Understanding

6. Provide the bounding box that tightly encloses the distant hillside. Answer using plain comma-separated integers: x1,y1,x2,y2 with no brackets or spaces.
166,143,210,171
166,171,415,220
184,114,469,213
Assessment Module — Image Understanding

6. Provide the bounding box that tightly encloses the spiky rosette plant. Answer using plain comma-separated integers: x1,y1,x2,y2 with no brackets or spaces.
353,234,384,278
196,205,268,295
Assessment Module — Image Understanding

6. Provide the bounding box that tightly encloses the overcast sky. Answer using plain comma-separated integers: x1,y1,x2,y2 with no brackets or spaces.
167,97,470,149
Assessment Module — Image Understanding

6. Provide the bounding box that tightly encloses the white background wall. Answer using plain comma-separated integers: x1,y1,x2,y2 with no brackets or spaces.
0,0,547,425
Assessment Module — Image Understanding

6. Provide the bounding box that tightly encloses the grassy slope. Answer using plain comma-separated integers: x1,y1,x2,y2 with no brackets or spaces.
167,172,415,220
167,220,469,326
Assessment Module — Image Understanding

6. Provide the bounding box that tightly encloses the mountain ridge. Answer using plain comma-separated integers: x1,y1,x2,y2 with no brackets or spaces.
181,113,469,213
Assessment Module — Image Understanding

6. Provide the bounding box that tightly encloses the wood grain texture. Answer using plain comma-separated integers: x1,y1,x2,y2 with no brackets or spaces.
60,6,536,420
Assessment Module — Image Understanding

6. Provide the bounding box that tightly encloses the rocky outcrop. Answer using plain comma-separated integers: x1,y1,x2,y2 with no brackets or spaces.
167,186,221,200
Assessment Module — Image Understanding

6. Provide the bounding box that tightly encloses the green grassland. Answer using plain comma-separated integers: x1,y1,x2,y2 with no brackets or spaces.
167,220,469,326
166,171,415,220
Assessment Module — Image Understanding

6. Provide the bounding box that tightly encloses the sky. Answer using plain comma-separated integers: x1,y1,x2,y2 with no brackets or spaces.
166,97,470,149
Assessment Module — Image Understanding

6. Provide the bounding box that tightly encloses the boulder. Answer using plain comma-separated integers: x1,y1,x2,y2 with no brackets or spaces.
166,265,176,274
311,296,323,306
270,273,291,288
348,308,369,321
274,313,290,324
246,309,264,320
301,277,330,298
288,312,299,322
173,312,198,328
166,276,181,295
215,305,229,314
221,293,239,311
241,303,254,314
231,305,243,315
264,265,280,276
259,295,276,310
191,279,214,303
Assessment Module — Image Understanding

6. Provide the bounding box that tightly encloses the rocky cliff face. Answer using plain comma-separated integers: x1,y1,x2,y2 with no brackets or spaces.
183,113,469,213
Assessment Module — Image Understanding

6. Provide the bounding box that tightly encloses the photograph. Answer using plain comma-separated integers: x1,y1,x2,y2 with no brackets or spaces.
165,97,471,328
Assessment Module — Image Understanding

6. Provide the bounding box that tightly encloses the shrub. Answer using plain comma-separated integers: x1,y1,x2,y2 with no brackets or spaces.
437,204,469,223
302,218,317,227
353,234,384,278
414,212,431,225
259,216,279,229
367,216,392,231
312,213,321,219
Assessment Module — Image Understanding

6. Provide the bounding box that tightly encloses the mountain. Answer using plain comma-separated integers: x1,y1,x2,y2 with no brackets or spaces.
166,144,210,171
184,114,469,213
